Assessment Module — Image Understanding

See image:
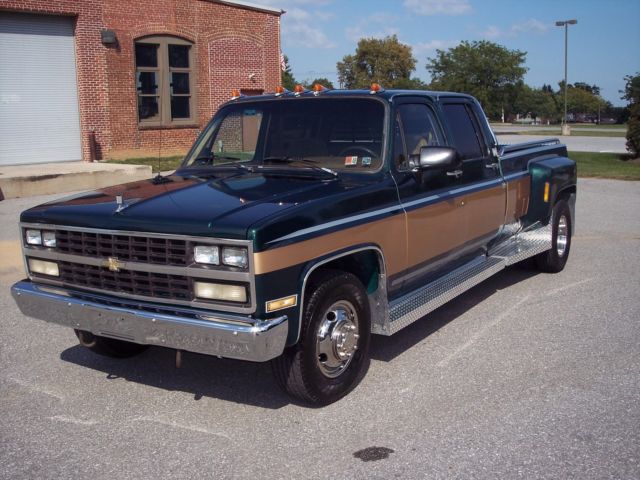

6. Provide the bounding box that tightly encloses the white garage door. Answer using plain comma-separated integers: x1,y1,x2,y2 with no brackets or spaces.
0,13,82,165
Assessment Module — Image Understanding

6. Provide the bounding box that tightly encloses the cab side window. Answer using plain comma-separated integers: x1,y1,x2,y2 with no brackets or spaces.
441,103,485,160
395,104,443,171
442,102,495,184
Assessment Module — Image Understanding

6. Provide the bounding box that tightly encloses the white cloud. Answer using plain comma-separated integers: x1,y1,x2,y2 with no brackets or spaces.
344,13,400,42
270,1,336,49
403,0,471,16
413,40,459,56
287,7,310,21
480,18,549,39
283,22,336,48
481,25,502,39
511,18,549,35
313,10,335,21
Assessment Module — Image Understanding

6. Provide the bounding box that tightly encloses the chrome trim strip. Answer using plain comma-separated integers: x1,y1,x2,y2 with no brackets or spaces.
266,205,404,245
11,281,288,362
502,171,529,182
19,223,257,314
297,246,387,343
499,143,562,161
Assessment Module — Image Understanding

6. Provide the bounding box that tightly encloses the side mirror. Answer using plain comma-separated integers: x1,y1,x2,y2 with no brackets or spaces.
415,146,461,172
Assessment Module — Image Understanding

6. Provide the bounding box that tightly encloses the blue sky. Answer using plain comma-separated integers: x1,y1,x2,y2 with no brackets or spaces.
251,0,640,106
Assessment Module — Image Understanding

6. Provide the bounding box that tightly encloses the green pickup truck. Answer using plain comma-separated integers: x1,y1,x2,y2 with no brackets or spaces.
12,86,576,405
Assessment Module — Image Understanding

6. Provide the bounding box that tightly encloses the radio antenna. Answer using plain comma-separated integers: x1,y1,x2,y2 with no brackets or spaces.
152,106,171,184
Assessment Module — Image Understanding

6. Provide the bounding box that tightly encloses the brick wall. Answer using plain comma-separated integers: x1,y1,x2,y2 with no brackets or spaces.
0,0,281,160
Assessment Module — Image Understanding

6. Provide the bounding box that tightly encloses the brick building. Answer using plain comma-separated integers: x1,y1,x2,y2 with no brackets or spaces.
0,0,282,165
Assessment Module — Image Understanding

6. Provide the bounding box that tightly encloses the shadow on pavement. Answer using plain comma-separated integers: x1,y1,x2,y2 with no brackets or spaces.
60,344,293,409
59,264,538,408
370,264,539,362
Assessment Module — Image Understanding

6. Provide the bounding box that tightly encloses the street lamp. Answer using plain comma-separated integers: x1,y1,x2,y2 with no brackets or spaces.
556,19,577,135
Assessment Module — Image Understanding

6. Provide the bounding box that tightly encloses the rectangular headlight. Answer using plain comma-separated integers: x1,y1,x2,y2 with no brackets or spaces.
26,229,42,245
28,258,59,277
42,230,57,247
194,281,247,303
194,245,219,265
222,247,248,269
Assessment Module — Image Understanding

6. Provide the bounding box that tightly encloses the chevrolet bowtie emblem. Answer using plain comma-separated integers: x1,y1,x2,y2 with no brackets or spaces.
103,257,125,272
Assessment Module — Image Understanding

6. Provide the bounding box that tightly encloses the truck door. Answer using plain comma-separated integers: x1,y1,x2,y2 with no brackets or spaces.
439,100,505,252
390,98,472,294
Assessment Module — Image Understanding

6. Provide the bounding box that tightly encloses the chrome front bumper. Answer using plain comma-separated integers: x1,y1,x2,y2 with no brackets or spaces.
11,281,288,362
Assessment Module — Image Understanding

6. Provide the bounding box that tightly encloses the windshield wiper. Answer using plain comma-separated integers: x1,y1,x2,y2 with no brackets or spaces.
190,153,253,172
262,156,338,177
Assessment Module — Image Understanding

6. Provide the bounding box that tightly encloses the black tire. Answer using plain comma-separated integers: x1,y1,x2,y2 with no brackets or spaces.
535,199,572,273
74,329,149,358
271,270,371,405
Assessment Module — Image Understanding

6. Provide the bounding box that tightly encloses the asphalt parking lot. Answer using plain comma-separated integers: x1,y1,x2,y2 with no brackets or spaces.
1,178,639,479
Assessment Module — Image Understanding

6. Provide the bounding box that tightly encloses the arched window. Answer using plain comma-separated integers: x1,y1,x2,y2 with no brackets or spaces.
135,35,196,126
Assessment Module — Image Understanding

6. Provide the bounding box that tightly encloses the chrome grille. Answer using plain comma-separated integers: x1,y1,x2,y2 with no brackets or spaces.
55,229,189,266
59,261,192,301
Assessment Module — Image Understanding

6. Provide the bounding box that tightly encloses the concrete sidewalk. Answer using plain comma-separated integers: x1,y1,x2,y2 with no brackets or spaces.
0,161,152,200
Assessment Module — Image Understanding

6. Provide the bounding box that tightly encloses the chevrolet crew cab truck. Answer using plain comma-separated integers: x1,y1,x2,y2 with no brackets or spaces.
12,86,576,405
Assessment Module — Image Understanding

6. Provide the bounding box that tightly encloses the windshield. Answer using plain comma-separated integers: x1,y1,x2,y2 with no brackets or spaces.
182,98,386,173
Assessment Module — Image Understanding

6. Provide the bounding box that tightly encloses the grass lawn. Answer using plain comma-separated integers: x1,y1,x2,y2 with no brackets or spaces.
107,155,184,173
569,151,640,180
106,151,639,181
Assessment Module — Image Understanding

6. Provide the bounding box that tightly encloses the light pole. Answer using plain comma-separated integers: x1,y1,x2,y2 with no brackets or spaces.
556,19,577,135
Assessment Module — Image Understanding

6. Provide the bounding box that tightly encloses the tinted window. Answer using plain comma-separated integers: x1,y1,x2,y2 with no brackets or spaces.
442,104,484,159
184,99,385,173
396,104,443,170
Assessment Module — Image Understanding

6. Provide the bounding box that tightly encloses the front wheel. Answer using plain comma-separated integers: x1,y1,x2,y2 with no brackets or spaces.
75,330,149,358
535,199,572,273
271,270,371,405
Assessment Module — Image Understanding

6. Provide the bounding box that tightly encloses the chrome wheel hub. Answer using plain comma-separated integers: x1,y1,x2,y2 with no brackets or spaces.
316,300,359,378
557,215,568,257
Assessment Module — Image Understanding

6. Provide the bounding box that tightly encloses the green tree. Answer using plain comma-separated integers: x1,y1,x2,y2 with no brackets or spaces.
573,82,601,96
513,85,559,122
281,55,297,91
425,40,528,119
621,73,640,156
337,35,420,89
558,82,607,117
303,77,335,89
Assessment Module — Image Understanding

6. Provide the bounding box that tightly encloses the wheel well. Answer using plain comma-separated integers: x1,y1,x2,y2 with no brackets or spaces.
556,185,576,203
306,250,382,295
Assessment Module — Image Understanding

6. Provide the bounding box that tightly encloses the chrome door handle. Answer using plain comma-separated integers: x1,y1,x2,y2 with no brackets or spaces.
485,162,499,171
446,169,463,178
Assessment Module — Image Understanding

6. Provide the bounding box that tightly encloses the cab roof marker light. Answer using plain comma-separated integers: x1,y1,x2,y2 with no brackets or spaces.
312,83,328,96
275,86,289,97
231,89,243,100
293,84,306,97
370,83,384,94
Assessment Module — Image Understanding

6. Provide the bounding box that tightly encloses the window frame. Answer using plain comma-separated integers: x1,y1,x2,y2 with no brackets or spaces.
390,99,445,173
134,35,197,128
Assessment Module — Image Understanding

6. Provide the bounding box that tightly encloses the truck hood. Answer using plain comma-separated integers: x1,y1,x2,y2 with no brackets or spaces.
20,172,366,239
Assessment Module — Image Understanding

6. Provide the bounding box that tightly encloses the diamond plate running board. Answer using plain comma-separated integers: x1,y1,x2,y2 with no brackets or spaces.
378,224,552,336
